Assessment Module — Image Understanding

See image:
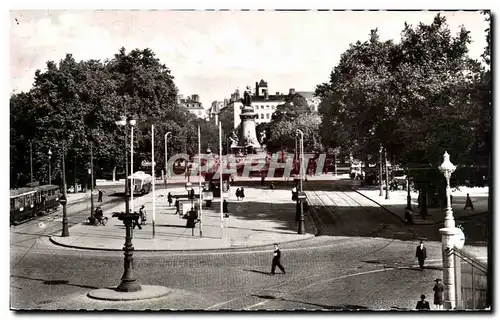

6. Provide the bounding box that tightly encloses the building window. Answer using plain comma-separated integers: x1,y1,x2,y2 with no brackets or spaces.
266,105,270,109
261,105,264,109
271,105,275,109
266,113,270,119
260,113,264,119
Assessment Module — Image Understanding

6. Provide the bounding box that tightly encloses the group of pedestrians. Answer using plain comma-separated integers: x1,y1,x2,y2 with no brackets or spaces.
414,240,444,311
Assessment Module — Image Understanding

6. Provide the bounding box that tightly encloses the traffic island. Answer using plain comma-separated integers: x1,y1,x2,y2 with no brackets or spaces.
87,285,171,301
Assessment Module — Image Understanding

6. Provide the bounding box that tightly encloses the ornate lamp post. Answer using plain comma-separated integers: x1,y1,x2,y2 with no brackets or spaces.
439,151,456,229
48,149,52,184
114,114,141,293
296,129,306,234
438,151,462,310
164,131,172,184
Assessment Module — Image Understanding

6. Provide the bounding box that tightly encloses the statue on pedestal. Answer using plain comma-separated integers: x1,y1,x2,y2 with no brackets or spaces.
238,86,261,152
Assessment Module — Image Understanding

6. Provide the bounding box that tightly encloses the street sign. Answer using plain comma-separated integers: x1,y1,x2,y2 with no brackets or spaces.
297,191,306,200
59,195,67,205
141,160,156,167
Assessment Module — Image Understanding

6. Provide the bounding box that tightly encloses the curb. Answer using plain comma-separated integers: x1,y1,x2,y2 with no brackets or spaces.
48,232,316,253
350,187,487,226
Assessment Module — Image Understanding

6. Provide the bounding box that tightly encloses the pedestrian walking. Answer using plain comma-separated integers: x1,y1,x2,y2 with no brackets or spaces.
415,294,431,310
132,212,142,230
175,196,180,215
464,193,474,210
167,192,172,207
415,240,427,270
98,189,103,202
261,174,265,187
405,207,414,225
433,278,444,310
235,187,241,201
240,187,245,201
270,181,275,190
139,205,147,225
270,243,286,275
223,199,229,218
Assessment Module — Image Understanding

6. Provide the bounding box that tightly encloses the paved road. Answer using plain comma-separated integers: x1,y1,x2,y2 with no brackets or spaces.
10,180,487,310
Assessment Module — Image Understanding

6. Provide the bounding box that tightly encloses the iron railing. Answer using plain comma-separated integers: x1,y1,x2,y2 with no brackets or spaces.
453,248,488,310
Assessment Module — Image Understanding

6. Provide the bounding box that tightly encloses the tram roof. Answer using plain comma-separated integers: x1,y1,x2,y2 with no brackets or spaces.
10,188,37,198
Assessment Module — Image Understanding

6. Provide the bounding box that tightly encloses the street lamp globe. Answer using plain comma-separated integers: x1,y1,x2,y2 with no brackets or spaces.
185,181,193,192
116,116,127,127
438,151,456,180
48,149,52,157
129,119,137,126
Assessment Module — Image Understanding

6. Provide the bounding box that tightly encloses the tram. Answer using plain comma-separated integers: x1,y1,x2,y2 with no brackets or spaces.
10,184,61,225
129,171,153,195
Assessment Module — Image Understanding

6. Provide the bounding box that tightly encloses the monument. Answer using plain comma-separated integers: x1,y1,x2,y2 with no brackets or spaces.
238,86,261,153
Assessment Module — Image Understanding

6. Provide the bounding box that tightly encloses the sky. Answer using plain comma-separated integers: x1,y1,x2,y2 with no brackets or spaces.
9,10,489,110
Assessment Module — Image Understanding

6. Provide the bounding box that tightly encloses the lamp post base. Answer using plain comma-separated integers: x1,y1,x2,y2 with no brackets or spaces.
298,219,305,234
116,280,142,293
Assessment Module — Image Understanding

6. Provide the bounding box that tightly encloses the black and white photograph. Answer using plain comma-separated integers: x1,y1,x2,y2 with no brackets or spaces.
7,2,492,311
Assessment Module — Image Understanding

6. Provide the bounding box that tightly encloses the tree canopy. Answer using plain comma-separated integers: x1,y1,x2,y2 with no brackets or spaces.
316,14,490,190
10,47,215,188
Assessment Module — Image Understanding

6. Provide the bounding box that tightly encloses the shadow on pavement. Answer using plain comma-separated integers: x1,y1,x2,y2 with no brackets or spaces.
243,269,271,276
11,275,99,290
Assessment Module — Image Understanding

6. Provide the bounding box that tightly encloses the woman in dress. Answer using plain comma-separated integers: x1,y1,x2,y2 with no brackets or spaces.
433,278,444,310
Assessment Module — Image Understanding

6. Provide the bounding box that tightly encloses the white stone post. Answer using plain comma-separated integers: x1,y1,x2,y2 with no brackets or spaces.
438,151,462,310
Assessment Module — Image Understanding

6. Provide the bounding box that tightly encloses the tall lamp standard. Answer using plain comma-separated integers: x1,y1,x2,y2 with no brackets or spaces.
30,141,34,183
296,129,306,234
185,181,193,211
385,148,390,200
114,114,141,293
130,119,137,212
379,145,383,197
438,151,463,310
88,140,95,221
164,131,172,188
406,170,412,211
61,145,69,237
48,149,52,184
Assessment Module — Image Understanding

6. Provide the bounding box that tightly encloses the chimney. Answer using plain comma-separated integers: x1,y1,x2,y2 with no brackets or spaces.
289,88,295,95
264,89,269,100
255,82,259,96
276,92,279,96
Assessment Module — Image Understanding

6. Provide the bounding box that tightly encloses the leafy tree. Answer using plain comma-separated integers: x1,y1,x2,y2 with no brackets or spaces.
317,14,489,207
9,47,208,188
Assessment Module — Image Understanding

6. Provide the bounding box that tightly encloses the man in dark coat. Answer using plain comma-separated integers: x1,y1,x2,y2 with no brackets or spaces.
167,192,172,207
270,243,286,275
464,193,474,210
98,189,103,202
416,240,427,270
223,199,229,218
175,196,180,215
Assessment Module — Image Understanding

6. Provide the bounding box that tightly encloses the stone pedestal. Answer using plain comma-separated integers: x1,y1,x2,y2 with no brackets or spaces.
439,226,462,310
239,105,261,150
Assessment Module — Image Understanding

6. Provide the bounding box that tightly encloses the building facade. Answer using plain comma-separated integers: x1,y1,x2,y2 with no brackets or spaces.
178,94,205,119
